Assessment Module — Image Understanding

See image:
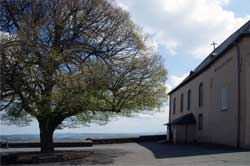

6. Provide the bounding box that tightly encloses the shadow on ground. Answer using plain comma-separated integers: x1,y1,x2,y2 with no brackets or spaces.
64,149,128,165
1,149,128,165
138,142,248,159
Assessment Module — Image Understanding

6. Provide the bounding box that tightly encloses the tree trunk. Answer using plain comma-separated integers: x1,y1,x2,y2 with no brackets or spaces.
39,120,55,153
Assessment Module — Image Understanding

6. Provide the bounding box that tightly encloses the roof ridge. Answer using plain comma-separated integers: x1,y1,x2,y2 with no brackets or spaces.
212,19,250,53
194,20,250,72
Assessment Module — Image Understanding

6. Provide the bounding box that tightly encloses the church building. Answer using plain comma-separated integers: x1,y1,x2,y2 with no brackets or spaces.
167,20,250,148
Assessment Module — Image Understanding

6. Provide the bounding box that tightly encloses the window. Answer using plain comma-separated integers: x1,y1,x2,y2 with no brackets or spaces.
180,93,184,112
187,89,191,111
199,83,204,107
198,113,203,130
173,98,176,114
169,97,172,115
210,78,213,89
221,86,229,111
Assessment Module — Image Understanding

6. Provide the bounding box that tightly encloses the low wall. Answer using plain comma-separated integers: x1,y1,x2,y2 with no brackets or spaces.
0,135,166,148
0,140,93,148
87,137,138,144
88,135,166,144
138,135,166,141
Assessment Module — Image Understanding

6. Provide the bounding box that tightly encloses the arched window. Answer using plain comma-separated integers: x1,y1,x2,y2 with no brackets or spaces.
187,89,191,110
221,86,229,111
180,93,183,112
173,98,176,114
199,83,203,107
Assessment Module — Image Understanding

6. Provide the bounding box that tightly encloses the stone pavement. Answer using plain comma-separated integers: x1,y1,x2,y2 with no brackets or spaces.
1,142,250,165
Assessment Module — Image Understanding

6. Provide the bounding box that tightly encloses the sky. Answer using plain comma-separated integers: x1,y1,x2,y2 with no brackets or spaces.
117,0,249,90
0,0,249,135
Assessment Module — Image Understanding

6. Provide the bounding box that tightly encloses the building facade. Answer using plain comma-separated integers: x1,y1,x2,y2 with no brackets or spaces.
167,21,250,148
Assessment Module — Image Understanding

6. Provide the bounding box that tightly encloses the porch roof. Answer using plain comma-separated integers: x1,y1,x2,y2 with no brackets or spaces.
165,113,196,125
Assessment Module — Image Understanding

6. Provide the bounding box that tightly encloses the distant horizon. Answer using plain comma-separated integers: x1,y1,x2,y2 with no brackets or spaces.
0,131,166,136
0,109,169,135
0,132,166,142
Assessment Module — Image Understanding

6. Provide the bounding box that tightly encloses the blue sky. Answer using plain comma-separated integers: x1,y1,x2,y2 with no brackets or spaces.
117,0,249,90
0,0,249,135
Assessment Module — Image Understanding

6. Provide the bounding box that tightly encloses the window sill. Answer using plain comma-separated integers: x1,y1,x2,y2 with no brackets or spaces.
221,108,228,112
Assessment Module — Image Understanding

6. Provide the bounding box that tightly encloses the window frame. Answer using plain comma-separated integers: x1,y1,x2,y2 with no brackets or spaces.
187,89,191,111
221,85,229,111
180,93,184,112
198,83,204,107
173,97,176,114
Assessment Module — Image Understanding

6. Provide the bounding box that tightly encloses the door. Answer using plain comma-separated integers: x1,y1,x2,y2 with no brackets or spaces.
168,125,173,142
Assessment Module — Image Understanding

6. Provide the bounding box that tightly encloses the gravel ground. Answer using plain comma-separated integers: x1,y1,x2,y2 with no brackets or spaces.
1,142,250,166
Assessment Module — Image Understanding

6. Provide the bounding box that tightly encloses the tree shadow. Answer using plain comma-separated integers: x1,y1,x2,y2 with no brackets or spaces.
1,149,128,165
75,148,128,165
137,142,248,159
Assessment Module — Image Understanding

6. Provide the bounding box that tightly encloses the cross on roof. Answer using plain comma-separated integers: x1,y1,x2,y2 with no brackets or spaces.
211,41,218,50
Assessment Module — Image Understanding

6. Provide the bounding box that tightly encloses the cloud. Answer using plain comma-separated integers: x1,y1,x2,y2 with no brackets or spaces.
117,0,249,59
0,31,9,40
166,73,189,91
0,31,16,42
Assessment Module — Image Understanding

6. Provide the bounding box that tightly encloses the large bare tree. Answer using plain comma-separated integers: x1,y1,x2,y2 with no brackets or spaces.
0,0,167,152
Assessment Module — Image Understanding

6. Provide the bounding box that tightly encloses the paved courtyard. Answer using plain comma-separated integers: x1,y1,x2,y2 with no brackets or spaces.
1,142,250,165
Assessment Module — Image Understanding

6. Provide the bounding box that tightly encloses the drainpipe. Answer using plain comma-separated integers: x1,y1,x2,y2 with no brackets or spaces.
235,42,241,148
